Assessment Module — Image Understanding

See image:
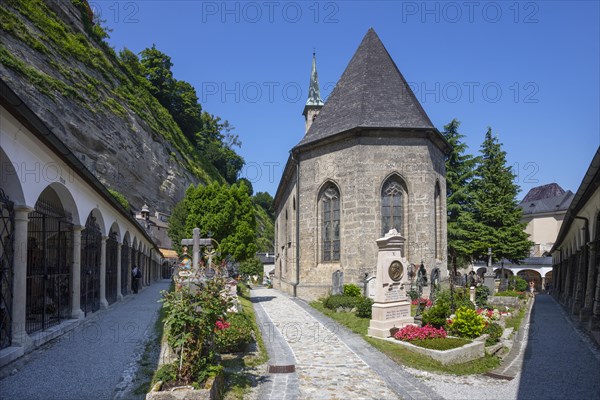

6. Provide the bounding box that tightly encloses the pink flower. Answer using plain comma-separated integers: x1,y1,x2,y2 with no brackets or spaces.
215,318,230,331
394,324,447,341
411,298,433,307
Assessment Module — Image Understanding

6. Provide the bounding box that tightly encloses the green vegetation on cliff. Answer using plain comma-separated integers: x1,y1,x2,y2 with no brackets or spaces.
1,0,274,252
0,0,240,185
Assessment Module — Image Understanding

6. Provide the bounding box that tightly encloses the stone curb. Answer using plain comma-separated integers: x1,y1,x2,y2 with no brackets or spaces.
486,296,535,380
250,289,300,400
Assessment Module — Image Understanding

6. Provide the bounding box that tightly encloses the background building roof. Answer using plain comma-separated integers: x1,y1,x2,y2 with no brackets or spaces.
519,187,574,216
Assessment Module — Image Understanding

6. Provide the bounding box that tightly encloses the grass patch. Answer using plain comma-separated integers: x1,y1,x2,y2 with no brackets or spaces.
505,303,527,332
365,336,499,375
310,301,370,335
310,300,500,375
132,300,169,396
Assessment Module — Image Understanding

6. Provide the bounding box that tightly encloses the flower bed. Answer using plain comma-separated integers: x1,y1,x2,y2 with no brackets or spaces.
394,324,447,341
385,334,484,365
388,323,482,364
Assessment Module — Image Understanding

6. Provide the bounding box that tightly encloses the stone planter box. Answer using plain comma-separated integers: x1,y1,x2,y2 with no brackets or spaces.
488,296,520,308
145,371,224,400
381,336,485,365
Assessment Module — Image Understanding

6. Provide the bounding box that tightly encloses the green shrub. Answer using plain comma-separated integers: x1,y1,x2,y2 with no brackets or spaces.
475,285,490,308
508,276,528,292
215,313,254,353
161,278,230,386
343,284,362,297
483,322,503,345
323,295,358,310
449,307,485,338
408,289,419,301
453,288,476,310
355,296,374,318
421,302,450,329
153,362,177,384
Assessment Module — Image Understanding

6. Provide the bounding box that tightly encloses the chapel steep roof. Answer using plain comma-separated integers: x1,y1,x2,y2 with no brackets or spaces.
296,28,435,148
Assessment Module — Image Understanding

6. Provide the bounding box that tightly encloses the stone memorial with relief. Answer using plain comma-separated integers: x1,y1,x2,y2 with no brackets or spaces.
368,229,414,338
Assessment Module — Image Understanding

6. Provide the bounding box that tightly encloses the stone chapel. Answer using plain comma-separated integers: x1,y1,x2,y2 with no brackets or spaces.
273,28,451,300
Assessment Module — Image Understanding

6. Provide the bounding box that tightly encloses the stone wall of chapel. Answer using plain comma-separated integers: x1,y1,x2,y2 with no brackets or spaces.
295,133,447,300
273,169,298,296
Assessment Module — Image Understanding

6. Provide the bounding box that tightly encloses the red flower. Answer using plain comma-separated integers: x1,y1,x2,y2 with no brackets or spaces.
215,318,230,331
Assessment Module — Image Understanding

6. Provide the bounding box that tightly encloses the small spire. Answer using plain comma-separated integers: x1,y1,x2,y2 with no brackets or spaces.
306,51,324,107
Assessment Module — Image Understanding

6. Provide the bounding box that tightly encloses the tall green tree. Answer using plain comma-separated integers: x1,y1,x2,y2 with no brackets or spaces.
471,128,532,263
442,119,478,273
139,45,175,108
168,182,258,263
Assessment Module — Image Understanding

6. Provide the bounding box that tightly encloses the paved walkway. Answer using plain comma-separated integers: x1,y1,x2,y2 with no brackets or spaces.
251,287,439,400
0,280,170,400
516,294,600,399
253,289,600,400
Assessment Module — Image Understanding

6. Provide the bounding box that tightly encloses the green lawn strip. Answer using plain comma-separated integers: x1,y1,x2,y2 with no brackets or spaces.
504,302,528,332
133,302,169,396
310,301,499,375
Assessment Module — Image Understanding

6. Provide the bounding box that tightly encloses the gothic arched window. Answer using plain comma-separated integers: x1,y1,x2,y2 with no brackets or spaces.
382,176,405,236
434,182,441,259
321,184,340,262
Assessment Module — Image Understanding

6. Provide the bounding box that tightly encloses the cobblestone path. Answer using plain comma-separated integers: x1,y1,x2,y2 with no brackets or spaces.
0,280,170,400
252,288,438,400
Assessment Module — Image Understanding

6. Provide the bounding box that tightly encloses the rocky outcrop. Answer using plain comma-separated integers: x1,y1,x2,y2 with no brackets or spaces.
0,0,218,211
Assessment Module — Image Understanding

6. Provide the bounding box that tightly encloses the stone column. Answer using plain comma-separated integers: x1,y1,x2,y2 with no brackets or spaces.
592,247,600,324
573,249,586,314
541,276,546,293
583,242,597,311
70,225,84,319
99,236,108,309
116,243,123,300
12,207,33,348
127,246,132,295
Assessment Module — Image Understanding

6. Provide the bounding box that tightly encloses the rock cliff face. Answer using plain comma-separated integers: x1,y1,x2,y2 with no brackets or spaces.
0,0,220,211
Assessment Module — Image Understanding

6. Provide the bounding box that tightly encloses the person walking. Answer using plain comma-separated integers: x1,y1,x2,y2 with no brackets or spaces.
132,265,142,293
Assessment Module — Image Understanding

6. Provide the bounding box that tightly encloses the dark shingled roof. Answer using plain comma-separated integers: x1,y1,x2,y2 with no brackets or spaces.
522,183,566,202
296,28,435,148
519,190,574,215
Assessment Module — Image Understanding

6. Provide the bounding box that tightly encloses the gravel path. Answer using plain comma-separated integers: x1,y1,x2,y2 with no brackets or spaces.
0,280,170,400
517,294,600,399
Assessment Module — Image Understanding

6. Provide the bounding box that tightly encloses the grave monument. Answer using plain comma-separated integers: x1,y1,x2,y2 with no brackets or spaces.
368,230,414,338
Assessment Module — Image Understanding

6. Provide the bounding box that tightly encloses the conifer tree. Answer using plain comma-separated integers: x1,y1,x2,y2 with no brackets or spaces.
442,119,478,274
471,128,532,263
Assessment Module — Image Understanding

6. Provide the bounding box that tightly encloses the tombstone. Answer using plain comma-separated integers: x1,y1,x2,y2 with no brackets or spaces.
484,272,495,294
368,230,414,338
470,286,476,305
225,279,239,313
332,270,343,295
365,276,377,299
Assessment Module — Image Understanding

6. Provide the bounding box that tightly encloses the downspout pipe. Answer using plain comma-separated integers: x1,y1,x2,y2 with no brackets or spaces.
574,216,590,246
291,151,300,297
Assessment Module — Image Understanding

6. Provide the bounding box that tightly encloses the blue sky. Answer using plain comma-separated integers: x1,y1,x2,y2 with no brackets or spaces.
100,1,599,198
